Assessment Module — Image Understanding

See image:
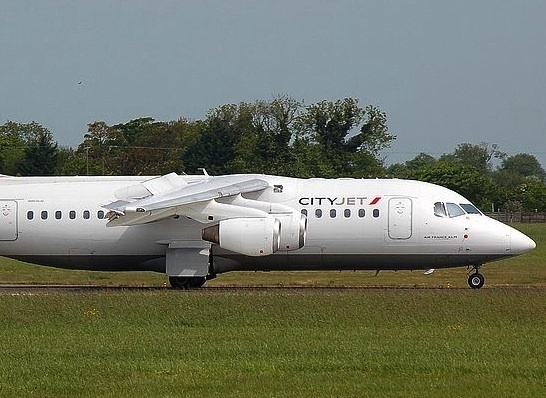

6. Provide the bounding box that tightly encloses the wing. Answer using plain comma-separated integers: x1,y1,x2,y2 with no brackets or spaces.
104,174,273,226
103,173,307,256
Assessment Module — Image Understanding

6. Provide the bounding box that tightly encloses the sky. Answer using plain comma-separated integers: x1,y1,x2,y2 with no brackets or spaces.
1,0,545,168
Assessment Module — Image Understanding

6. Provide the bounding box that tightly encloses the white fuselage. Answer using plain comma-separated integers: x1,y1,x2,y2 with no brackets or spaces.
0,174,536,275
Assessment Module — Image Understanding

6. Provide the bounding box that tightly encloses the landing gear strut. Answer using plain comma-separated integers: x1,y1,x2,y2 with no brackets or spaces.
467,266,485,289
169,276,207,290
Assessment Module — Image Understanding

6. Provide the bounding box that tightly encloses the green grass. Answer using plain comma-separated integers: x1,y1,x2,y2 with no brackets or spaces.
0,289,544,397
0,223,544,288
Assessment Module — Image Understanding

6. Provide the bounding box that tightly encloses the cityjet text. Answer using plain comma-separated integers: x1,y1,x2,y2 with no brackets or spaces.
299,197,368,206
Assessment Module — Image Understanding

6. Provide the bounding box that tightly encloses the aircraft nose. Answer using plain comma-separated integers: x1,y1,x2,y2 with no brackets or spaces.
510,229,536,255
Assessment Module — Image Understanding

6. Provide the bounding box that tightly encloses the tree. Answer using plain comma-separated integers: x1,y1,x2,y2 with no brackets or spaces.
17,128,59,176
386,153,436,179
296,98,395,177
0,121,59,176
511,179,546,211
55,147,87,175
439,142,506,174
184,96,304,176
500,153,545,181
415,161,494,208
183,104,243,175
78,121,118,174
230,96,302,175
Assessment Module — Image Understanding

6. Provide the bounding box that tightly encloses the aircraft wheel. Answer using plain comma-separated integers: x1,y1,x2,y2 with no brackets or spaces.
188,277,206,288
169,276,189,289
169,276,206,289
468,273,485,289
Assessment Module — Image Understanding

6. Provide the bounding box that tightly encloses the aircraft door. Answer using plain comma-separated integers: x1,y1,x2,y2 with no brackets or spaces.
388,197,412,240
0,200,18,241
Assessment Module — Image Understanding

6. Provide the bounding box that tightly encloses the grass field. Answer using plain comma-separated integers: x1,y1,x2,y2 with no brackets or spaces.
0,289,545,397
0,224,544,397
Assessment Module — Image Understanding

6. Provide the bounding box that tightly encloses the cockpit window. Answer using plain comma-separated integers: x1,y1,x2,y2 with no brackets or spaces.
446,203,465,218
460,203,482,215
434,202,447,217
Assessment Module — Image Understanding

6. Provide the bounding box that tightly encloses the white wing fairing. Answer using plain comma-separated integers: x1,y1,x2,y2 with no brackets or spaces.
103,173,307,256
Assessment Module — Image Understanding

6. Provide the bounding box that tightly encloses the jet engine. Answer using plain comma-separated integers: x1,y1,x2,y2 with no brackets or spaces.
202,213,307,256
202,217,281,256
276,213,307,251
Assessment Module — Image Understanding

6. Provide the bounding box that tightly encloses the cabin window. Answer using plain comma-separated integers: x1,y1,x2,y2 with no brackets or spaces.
373,209,380,218
55,211,62,220
344,209,351,218
301,209,308,217
330,209,337,218
434,202,447,217
358,209,365,218
446,203,465,218
41,211,48,220
27,211,34,220
83,210,90,220
315,209,322,218
97,210,105,219
69,210,76,220
460,203,481,215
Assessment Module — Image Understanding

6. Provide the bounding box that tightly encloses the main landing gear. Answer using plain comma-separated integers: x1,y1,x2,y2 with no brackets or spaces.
169,276,207,289
467,266,485,289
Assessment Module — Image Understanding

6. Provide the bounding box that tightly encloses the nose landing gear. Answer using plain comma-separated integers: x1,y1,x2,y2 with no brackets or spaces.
467,266,485,289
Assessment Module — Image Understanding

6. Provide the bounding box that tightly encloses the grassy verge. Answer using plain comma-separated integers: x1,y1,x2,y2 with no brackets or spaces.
0,289,544,397
0,224,544,288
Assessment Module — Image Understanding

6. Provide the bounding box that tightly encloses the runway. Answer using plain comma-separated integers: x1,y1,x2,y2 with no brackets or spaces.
0,283,543,294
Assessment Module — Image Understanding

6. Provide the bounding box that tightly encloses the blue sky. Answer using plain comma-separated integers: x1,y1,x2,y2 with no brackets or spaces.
1,1,545,168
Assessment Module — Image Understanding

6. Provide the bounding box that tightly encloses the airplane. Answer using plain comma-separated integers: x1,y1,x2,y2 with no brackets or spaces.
0,172,536,289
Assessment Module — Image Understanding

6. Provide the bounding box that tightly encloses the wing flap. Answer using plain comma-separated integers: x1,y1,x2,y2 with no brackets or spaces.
104,175,270,226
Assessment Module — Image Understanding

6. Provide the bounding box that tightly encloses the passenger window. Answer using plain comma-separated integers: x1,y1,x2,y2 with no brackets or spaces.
301,209,308,217
83,210,90,220
97,210,105,219
41,211,48,220
315,209,322,218
344,209,351,218
69,210,76,220
434,202,447,217
330,209,336,218
27,211,34,220
358,209,365,218
373,209,380,218
55,211,62,220
446,203,465,218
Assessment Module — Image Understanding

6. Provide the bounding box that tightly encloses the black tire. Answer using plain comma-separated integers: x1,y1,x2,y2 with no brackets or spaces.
468,273,485,289
188,276,206,288
168,276,206,289
169,276,189,289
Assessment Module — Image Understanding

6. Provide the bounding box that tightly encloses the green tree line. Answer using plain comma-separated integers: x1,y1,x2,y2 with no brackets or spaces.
1,96,545,211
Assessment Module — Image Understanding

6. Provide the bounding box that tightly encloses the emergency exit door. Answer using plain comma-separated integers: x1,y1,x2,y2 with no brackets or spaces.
0,200,18,241
388,197,412,240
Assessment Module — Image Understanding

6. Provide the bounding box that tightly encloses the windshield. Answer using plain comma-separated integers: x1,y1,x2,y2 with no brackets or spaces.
460,203,482,215
446,203,465,218
434,202,447,217
434,201,482,218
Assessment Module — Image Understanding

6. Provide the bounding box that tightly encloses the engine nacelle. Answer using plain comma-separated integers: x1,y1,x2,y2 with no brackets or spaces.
276,213,307,251
202,217,281,256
